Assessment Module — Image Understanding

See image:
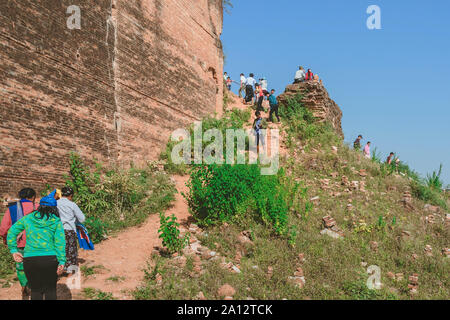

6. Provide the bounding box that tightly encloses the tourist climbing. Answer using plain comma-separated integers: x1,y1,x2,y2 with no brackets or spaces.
353,135,363,150
239,73,246,99
386,152,395,165
0,188,37,298
7,190,66,300
226,77,232,91
363,141,371,159
255,84,265,112
260,77,268,94
57,186,86,272
268,89,280,123
245,73,257,104
252,111,265,153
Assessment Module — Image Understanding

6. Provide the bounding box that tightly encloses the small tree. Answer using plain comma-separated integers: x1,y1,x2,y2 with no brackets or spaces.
158,212,190,254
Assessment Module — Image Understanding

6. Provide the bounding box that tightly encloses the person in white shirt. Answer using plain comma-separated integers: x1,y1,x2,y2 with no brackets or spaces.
245,73,257,104
239,73,246,99
57,186,86,270
260,77,268,92
294,66,306,83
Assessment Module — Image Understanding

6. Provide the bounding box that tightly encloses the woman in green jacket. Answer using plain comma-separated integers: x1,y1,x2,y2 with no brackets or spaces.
7,190,66,300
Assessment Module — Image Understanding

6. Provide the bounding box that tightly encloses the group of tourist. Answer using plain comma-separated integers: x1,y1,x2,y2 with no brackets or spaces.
353,135,400,166
224,72,280,152
293,66,316,83
0,187,85,300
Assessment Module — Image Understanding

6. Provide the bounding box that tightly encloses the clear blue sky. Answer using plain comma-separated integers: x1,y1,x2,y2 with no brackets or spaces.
221,0,450,186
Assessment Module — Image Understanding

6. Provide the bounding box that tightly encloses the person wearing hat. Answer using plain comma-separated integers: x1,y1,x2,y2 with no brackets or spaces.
57,186,86,271
7,190,66,300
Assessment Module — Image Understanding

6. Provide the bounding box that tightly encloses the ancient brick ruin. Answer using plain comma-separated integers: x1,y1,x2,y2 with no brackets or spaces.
0,0,224,197
278,81,344,137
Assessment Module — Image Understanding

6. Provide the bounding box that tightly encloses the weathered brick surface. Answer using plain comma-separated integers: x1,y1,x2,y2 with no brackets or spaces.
278,81,344,137
0,0,223,197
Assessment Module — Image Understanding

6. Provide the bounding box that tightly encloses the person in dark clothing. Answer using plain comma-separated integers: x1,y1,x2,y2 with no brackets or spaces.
386,152,395,165
252,111,265,153
245,73,257,104
268,89,280,122
255,84,264,111
353,135,363,150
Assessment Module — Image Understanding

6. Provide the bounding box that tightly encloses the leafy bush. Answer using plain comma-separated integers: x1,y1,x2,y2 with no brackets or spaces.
64,153,176,242
410,180,447,209
158,212,190,254
0,244,15,280
161,109,251,174
184,164,289,235
84,217,109,244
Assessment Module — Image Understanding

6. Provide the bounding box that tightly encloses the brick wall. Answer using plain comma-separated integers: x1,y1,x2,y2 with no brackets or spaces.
0,0,223,198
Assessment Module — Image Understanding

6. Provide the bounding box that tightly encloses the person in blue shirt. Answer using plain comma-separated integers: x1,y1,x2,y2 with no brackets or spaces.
268,89,280,123
252,111,265,153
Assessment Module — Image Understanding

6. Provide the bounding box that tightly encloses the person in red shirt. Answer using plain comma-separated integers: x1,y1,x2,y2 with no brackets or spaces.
255,84,265,112
386,152,395,165
0,188,37,297
305,69,314,81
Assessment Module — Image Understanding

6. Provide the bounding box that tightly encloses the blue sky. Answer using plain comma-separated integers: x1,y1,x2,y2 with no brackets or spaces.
221,0,450,186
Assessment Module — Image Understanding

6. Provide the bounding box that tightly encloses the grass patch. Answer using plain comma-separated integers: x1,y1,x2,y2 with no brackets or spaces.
80,265,105,277
82,287,115,300
0,244,15,280
106,276,125,283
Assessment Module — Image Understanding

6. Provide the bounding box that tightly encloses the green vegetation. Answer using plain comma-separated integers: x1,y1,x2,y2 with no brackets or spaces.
106,276,125,283
184,164,290,236
80,265,105,277
160,108,251,175
426,164,444,191
136,94,449,300
0,244,15,280
158,212,190,255
65,153,176,243
82,288,115,300
368,151,447,210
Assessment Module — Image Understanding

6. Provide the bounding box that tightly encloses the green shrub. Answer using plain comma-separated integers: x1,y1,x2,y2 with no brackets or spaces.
161,109,251,174
184,164,289,235
84,217,109,244
64,153,176,242
0,244,15,280
410,180,447,209
158,212,190,254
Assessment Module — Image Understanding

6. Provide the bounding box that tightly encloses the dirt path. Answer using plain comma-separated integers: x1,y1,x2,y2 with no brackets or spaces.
0,175,190,300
